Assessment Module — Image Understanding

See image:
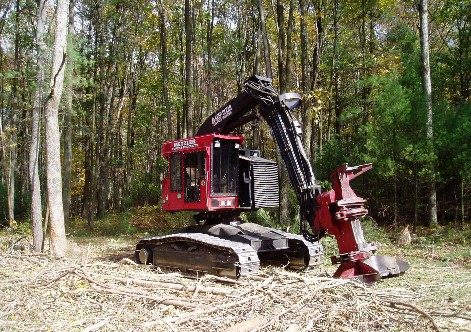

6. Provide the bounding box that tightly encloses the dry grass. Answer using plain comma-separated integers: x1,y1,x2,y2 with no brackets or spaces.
0,234,470,332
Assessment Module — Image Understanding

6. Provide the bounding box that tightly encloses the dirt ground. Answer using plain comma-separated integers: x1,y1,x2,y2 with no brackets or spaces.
0,232,470,332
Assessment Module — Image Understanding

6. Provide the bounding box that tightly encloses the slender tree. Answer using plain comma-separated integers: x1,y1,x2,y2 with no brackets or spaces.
310,0,324,160
418,0,438,227
30,0,49,251
159,1,171,139
62,0,75,224
44,0,70,257
183,0,192,138
272,0,290,226
7,0,21,227
285,0,294,87
205,0,215,114
332,0,341,137
258,0,272,78
0,114,8,193
299,0,312,158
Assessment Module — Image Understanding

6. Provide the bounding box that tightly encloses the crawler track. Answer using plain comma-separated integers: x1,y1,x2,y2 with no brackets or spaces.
135,223,324,278
269,230,324,269
135,233,260,278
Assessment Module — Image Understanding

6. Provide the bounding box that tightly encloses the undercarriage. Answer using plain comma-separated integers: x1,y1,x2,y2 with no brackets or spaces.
135,222,324,278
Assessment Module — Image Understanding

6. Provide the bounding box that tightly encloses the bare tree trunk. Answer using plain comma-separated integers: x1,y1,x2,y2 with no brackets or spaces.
0,19,7,190
205,0,214,115
311,0,323,91
253,10,261,75
7,0,21,227
83,134,95,227
285,0,294,88
310,1,323,161
414,172,418,232
30,0,49,251
276,0,285,91
418,0,438,227
177,26,184,139
236,4,248,91
6,120,16,227
125,65,138,200
183,0,192,138
393,173,398,224
44,0,70,257
461,178,465,226
258,0,272,78
299,0,311,160
62,0,74,224
332,0,341,137
158,1,171,139
273,0,289,226
0,114,8,191
0,56,4,188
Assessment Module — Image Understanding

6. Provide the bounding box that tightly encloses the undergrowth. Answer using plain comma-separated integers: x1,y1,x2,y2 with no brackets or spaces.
3,206,470,267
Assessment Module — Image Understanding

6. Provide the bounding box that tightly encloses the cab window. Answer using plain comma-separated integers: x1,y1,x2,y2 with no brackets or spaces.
212,141,238,195
170,154,181,192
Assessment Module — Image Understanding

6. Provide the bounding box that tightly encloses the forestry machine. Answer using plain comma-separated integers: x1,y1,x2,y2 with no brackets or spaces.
135,76,409,281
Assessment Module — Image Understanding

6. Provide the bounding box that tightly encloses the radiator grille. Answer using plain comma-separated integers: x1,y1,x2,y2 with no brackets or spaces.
252,159,279,208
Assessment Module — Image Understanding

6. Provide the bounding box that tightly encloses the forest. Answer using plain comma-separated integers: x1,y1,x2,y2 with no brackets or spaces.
0,0,470,248
1,1,471,331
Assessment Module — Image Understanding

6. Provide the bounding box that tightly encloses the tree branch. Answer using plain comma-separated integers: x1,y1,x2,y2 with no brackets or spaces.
46,52,67,102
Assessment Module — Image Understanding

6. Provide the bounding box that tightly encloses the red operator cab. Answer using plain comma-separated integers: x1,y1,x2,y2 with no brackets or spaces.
161,133,244,212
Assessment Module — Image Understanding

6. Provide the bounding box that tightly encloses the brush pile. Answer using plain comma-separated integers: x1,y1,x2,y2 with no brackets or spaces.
0,237,469,331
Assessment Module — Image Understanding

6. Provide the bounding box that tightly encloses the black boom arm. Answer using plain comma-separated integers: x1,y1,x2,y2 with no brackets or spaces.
197,76,322,240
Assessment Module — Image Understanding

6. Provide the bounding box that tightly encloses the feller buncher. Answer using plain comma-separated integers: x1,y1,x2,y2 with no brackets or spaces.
135,76,409,282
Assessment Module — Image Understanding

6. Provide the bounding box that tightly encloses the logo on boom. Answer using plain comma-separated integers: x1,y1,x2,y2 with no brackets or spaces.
212,105,233,126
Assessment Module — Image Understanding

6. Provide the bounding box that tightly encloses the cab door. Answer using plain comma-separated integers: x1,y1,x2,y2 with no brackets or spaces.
183,151,206,203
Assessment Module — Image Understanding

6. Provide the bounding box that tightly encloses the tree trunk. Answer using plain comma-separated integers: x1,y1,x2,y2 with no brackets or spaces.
183,0,192,138
235,4,248,91
96,53,114,219
0,114,9,198
253,9,261,75
0,43,4,186
159,1,171,140
360,0,367,115
44,0,70,258
414,173,418,232
30,0,49,251
62,0,74,224
274,0,289,226
258,0,272,78
311,0,323,91
418,0,438,227
7,117,16,227
276,0,285,91
285,0,294,88
461,178,465,226
393,172,398,224
299,0,311,160
125,67,138,199
309,0,324,162
7,0,21,227
205,0,214,115
332,0,341,137
83,132,95,227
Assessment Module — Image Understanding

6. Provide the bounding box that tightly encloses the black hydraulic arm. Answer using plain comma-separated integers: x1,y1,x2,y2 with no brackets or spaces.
197,76,322,240
196,88,259,135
